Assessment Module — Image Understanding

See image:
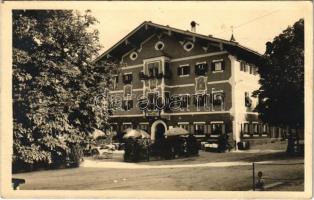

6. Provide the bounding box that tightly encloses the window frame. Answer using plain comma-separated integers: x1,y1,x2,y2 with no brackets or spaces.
177,64,190,77
129,52,138,61
154,41,165,51
183,41,194,51
212,59,224,73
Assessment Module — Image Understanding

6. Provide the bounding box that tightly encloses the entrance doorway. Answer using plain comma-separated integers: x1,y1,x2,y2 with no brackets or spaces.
150,120,167,141
155,123,165,140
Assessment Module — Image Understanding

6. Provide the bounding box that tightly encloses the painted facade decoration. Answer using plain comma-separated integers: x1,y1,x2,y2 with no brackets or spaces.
95,21,285,148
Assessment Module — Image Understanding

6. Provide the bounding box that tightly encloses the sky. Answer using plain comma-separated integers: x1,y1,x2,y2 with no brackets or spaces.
89,2,309,55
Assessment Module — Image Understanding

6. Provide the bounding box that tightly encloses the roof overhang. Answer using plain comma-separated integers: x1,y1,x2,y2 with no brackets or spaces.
93,21,262,64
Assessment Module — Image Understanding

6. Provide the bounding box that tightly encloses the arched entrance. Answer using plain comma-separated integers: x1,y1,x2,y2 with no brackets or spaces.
150,120,167,141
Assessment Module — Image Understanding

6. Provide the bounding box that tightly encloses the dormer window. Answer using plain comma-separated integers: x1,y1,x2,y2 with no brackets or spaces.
211,59,225,73
183,41,194,51
129,52,138,60
155,41,165,51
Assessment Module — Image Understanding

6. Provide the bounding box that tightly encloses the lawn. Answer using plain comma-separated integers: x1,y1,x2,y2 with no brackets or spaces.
13,141,304,191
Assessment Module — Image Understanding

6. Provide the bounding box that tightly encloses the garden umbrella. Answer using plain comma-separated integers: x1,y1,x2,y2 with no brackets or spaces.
92,129,106,140
123,129,150,139
165,127,189,137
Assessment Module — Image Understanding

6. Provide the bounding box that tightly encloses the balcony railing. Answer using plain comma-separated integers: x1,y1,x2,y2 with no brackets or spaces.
139,71,172,80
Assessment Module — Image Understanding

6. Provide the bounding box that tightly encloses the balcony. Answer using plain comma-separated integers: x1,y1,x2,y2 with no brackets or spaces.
139,71,172,80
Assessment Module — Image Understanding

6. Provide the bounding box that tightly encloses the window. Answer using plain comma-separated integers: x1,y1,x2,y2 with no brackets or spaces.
146,61,160,78
122,100,133,111
123,73,133,84
211,60,224,72
262,124,268,133
253,123,259,134
195,62,208,75
129,52,138,60
181,95,189,108
244,64,249,72
194,122,205,135
164,92,170,111
177,65,190,76
183,41,194,51
155,41,165,50
249,65,253,74
149,67,159,77
112,75,119,89
122,123,132,131
178,122,189,131
123,85,132,99
243,123,249,133
240,61,246,71
211,122,224,135
139,123,149,132
147,92,158,110
193,94,207,107
212,91,224,106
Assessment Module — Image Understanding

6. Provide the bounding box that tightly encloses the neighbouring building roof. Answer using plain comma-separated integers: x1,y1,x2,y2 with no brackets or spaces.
94,21,262,64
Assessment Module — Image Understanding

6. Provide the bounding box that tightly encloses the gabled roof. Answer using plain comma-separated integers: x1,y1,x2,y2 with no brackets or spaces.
94,21,262,64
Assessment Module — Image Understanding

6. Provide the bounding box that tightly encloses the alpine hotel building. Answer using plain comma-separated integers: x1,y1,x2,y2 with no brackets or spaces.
95,21,278,148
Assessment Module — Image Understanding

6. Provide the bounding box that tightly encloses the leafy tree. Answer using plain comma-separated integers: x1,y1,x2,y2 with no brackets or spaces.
13,10,117,169
253,19,304,131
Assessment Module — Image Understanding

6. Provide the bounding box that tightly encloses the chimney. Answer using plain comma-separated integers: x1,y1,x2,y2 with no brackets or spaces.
190,21,199,32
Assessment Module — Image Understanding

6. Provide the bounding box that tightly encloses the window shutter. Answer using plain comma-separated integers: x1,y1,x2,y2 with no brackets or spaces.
177,67,181,76
194,65,198,75
187,66,190,75
207,124,211,134
222,124,226,134
221,61,225,70
211,62,215,71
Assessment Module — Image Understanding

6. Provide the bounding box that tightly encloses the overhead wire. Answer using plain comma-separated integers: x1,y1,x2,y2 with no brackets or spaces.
214,10,279,36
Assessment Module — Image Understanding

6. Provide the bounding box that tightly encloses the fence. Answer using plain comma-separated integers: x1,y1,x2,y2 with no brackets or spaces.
252,162,304,191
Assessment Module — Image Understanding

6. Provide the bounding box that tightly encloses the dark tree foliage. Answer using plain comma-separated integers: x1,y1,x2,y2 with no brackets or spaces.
13,10,118,167
253,19,304,129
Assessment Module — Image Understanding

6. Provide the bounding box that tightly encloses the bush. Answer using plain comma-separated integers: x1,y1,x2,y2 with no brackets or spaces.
67,144,84,167
124,138,150,162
